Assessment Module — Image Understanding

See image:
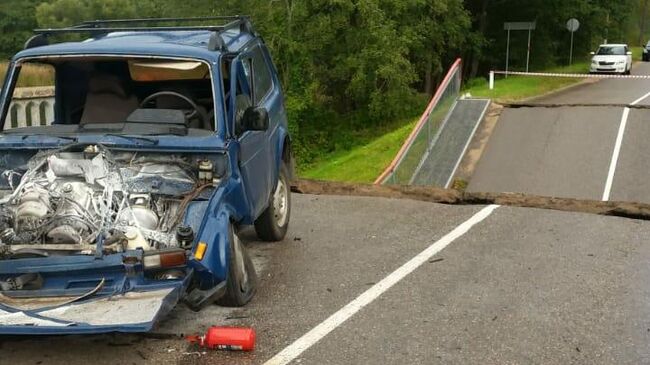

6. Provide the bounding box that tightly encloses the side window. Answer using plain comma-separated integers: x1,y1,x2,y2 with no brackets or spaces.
251,46,273,105
241,58,253,94
3,62,55,130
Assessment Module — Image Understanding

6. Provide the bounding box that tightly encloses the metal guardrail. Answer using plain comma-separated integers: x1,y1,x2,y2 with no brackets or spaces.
5,87,55,129
375,59,463,185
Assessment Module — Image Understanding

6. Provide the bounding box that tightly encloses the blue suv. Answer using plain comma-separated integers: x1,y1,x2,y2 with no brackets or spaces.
0,16,292,334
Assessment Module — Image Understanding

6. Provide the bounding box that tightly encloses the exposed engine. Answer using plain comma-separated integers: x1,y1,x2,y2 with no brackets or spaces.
0,146,216,254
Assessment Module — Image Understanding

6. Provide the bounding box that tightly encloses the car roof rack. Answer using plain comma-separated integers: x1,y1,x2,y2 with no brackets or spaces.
28,16,254,52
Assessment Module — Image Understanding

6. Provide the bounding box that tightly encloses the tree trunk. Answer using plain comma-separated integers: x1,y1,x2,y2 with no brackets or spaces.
641,0,649,46
469,0,489,79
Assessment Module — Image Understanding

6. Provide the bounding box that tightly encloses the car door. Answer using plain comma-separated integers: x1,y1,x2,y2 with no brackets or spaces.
231,45,275,219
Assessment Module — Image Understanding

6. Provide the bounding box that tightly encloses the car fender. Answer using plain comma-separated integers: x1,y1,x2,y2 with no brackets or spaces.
189,165,248,287
274,127,293,182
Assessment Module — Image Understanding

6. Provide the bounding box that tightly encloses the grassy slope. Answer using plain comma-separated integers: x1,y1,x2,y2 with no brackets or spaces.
301,119,417,183
464,62,588,102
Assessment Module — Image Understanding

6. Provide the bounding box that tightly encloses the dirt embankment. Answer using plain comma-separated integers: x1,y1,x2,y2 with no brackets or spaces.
292,179,650,221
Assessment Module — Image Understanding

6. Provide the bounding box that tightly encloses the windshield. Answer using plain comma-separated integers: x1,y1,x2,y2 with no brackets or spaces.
1,57,220,136
596,46,626,55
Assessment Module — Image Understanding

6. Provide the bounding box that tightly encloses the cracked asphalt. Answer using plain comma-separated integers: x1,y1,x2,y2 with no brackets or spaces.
468,62,650,203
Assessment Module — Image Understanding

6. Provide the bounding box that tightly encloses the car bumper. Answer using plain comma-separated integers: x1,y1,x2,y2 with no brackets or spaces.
0,251,192,335
590,65,627,73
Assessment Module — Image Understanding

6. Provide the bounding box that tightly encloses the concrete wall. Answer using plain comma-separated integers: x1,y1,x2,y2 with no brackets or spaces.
6,87,55,129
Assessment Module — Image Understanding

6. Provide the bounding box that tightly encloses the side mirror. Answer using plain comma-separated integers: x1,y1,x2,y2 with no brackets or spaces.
590,52,595,55
242,106,269,132
627,51,633,55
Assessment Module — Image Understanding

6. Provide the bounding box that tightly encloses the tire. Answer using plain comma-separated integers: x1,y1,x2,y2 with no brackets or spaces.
218,224,258,307
254,164,291,241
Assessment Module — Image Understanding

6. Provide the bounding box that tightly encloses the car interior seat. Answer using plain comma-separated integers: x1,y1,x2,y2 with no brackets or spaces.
80,74,139,124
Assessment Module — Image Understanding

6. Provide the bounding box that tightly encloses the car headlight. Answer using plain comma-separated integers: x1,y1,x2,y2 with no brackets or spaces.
591,60,597,65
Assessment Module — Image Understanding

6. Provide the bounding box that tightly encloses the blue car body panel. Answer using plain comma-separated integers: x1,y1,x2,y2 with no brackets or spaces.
0,24,290,334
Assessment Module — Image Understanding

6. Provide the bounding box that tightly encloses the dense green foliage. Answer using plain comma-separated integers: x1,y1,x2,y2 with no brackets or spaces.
0,0,645,171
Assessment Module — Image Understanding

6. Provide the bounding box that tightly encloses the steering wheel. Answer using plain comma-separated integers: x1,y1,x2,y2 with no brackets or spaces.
140,91,206,126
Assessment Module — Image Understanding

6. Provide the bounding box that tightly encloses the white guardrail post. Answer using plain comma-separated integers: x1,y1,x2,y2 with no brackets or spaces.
489,71,495,90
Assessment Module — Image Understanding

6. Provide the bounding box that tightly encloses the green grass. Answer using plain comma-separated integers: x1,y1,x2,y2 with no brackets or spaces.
632,46,643,62
464,62,590,102
301,118,418,183
0,62,55,88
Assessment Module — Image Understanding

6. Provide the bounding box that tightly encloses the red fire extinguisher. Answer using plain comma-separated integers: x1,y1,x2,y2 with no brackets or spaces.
186,326,256,351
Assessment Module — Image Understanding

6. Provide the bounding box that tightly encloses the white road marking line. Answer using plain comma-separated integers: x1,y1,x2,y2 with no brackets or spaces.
603,107,629,201
631,90,650,106
602,89,650,201
263,205,500,365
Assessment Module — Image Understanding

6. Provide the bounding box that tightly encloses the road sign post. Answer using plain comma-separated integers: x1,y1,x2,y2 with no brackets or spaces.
504,22,536,77
505,29,511,78
567,18,580,65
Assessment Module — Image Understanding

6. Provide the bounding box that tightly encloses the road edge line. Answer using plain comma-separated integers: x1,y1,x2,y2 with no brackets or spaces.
262,204,501,365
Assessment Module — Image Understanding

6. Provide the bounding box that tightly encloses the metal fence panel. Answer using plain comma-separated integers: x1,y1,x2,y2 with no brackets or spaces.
377,60,462,185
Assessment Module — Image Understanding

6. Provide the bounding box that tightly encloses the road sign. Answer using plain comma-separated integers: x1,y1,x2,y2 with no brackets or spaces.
567,18,580,65
567,18,580,32
503,21,536,75
504,22,536,31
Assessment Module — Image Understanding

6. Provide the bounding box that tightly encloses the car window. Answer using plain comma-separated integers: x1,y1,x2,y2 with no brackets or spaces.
597,46,626,56
241,58,253,92
3,63,55,130
251,46,273,105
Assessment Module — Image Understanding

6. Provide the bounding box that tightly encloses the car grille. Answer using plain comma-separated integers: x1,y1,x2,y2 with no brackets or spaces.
599,61,615,66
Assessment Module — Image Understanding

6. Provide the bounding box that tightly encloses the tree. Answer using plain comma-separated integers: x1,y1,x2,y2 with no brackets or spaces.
0,0,42,59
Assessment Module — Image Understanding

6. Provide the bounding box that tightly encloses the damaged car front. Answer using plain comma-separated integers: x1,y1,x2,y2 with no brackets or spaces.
0,37,263,333
0,146,234,334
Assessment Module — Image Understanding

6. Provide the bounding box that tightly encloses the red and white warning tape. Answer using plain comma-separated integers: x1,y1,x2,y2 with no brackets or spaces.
492,71,650,79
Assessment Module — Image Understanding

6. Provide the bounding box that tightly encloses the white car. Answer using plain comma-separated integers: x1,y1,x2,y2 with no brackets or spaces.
590,44,632,75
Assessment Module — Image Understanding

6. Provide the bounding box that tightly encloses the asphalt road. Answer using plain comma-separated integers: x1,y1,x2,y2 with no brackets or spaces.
2,194,650,364
468,61,650,203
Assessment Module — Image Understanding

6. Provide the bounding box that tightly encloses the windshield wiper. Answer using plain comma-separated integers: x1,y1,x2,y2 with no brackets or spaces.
103,134,159,145
21,135,78,143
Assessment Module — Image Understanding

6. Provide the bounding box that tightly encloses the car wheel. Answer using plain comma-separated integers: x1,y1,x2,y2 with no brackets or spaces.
218,224,258,307
254,164,291,242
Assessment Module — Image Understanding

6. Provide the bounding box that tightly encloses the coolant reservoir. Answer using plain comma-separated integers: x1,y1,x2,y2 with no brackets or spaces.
124,227,150,251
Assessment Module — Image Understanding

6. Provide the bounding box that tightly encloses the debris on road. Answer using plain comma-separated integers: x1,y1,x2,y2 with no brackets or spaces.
186,326,256,352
